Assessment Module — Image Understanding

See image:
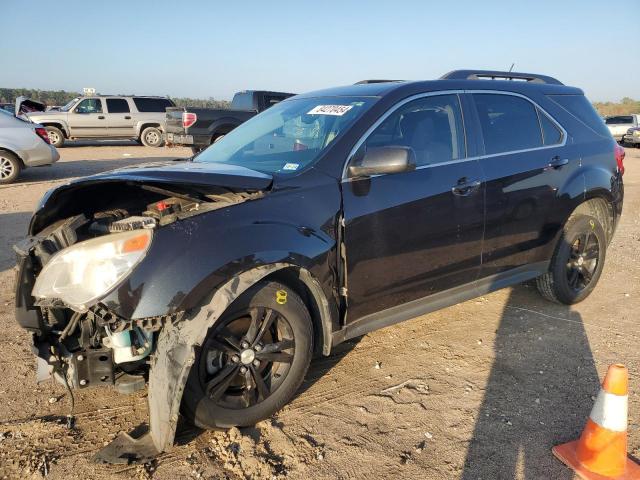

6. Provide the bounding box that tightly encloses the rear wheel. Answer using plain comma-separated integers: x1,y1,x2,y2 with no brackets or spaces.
0,151,21,184
45,126,64,147
140,127,164,147
182,281,313,429
536,215,606,304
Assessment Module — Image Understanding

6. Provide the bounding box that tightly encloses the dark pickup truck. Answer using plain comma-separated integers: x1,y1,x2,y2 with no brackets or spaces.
165,90,294,153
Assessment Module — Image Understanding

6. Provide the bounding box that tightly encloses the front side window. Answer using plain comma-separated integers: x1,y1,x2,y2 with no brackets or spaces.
196,96,376,175
473,94,542,155
106,98,130,113
75,98,102,114
362,94,466,166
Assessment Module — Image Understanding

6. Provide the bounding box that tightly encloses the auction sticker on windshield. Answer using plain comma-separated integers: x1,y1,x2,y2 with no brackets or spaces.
307,105,353,116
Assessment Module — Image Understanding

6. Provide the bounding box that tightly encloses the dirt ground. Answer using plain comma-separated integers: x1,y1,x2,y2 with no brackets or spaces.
0,141,638,479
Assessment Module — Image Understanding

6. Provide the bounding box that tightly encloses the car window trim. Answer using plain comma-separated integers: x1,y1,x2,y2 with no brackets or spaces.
342,89,567,182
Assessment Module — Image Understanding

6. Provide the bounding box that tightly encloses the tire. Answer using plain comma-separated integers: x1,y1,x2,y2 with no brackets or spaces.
140,127,164,147
45,126,64,147
0,151,21,184
536,215,606,305
182,281,313,429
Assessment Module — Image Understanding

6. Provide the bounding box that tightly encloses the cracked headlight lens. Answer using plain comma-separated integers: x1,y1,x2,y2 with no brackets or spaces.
32,229,152,312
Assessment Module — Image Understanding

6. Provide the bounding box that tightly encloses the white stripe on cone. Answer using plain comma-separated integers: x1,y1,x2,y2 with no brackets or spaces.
590,390,628,432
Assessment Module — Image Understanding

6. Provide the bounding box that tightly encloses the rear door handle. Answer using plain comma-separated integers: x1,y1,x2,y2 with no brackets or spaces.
547,156,569,169
98,115,105,119
124,116,131,119
452,178,481,196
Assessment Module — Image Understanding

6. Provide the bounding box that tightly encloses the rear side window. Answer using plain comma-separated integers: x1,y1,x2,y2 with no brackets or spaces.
547,94,610,137
473,94,542,154
106,98,130,113
538,109,563,145
132,97,174,112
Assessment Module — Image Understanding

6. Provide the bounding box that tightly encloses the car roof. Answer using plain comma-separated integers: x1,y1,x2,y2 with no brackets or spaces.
294,73,583,100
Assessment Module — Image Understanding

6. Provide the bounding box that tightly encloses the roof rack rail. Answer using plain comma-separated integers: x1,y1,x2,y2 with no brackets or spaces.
440,70,563,85
354,79,404,85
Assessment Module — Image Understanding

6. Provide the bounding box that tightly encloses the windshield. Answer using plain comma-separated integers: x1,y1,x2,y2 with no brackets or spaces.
60,98,80,112
195,96,376,174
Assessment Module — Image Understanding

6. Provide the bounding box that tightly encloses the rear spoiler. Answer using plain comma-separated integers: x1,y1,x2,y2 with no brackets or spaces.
15,96,47,116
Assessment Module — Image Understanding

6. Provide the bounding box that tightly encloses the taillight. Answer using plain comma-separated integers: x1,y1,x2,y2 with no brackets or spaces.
182,112,197,129
35,127,51,145
614,143,625,176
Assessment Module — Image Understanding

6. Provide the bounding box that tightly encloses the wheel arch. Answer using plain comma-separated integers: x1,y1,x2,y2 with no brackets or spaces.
137,122,163,137
0,147,25,167
40,122,69,137
262,266,338,356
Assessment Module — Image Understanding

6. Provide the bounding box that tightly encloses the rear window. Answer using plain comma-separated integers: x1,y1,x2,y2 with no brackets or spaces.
106,98,130,113
547,94,610,137
473,93,542,155
132,97,174,112
231,92,254,110
605,116,633,125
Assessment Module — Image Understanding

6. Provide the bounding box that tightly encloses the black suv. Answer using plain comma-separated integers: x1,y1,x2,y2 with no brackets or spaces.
14,70,624,463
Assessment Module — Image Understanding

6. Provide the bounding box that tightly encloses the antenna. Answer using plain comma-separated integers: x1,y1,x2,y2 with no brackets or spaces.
508,63,515,72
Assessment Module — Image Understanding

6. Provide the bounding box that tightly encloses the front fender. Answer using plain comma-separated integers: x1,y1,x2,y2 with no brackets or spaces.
101,214,336,320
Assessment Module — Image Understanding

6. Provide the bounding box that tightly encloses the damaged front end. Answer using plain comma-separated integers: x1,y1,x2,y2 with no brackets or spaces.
14,162,272,462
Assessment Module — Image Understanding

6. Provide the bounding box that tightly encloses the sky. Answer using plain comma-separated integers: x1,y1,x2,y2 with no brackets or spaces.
1,0,638,102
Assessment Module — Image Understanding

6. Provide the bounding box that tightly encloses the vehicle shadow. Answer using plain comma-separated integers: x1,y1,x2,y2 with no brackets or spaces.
57,140,142,148
461,284,599,479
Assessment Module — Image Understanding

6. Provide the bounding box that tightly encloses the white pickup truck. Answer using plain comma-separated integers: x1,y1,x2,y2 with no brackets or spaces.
605,114,640,142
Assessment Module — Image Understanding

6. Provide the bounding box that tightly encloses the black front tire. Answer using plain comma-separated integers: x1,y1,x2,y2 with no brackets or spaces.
45,126,65,147
182,281,313,429
536,215,606,304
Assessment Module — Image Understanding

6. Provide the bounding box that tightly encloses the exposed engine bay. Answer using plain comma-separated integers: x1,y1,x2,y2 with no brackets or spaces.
14,181,264,395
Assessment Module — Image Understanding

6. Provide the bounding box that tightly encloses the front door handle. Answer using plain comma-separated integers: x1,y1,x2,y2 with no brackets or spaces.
452,178,481,196
547,156,569,169
98,115,105,119
124,116,131,119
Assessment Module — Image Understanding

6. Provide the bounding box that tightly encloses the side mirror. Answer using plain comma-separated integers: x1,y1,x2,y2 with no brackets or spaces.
348,146,416,178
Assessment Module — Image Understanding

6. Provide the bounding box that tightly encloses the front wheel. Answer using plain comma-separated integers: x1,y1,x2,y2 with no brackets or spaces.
182,281,313,429
536,215,606,304
45,126,65,147
140,127,164,147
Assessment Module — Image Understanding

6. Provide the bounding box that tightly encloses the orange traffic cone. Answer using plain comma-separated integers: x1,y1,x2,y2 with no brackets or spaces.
553,364,640,479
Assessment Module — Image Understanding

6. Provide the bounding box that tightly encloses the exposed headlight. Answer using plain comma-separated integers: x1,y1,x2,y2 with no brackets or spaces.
32,230,152,312
634,130,640,136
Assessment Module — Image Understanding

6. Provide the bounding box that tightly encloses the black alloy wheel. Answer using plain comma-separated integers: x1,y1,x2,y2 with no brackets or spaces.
566,229,600,292
200,305,295,409
182,281,313,429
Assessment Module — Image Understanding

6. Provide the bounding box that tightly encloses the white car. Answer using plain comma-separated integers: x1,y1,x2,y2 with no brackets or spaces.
0,109,60,184
604,114,640,142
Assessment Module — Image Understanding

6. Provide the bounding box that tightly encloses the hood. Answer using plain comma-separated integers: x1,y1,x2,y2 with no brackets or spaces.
15,96,47,116
30,160,273,233
87,160,273,190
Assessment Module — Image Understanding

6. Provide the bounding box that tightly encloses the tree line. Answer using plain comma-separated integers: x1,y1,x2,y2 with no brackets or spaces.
1,87,639,116
0,88,230,109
